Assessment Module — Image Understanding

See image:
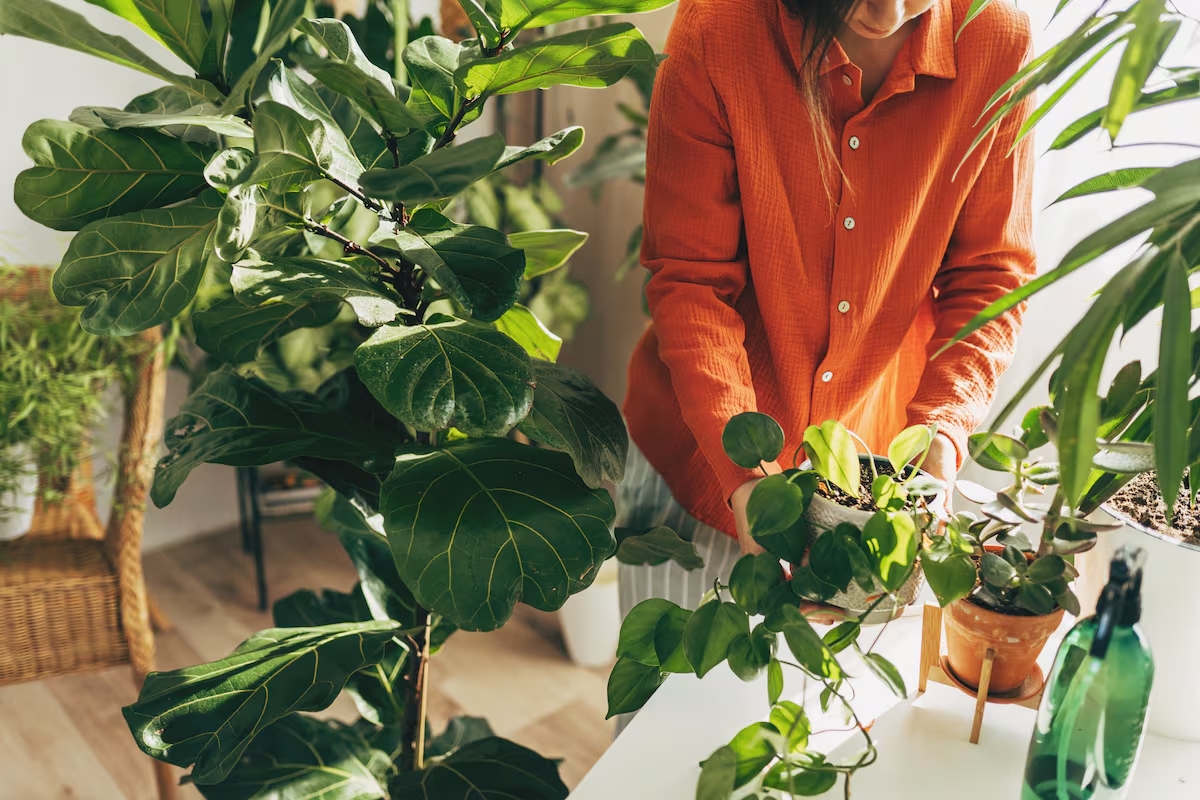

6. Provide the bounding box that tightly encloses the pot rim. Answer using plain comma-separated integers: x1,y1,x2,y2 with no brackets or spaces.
951,595,1066,623
1096,503,1200,556
799,453,945,508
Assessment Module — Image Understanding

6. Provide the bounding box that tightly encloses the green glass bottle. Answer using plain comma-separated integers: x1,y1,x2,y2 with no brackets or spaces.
1021,546,1154,800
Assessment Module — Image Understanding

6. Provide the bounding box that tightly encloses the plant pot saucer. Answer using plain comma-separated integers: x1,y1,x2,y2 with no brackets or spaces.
938,655,1045,704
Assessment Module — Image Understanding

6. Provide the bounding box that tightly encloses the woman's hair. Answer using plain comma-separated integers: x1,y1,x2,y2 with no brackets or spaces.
781,0,861,198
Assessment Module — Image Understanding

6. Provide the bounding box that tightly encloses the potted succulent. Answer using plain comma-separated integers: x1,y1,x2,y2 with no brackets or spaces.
606,413,942,798
0,267,128,539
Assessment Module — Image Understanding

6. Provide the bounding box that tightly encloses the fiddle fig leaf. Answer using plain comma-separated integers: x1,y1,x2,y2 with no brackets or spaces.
360,134,504,206
517,360,627,487
243,101,337,188
615,526,704,571
15,119,209,230
296,57,421,136
231,254,404,328
380,438,616,631
389,737,568,799
455,23,658,97
494,304,563,361
354,316,534,437
52,190,223,336
122,621,402,785
195,713,392,800
455,0,502,49
151,369,399,507
102,0,209,73
405,35,478,124
723,412,786,469
496,0,677,34
82,105,253,139
205,147,254,193
427,716,496,759
495,127,586,172
262,62,365,183
510,229,589,278
606,656,666,717
191,295,342,364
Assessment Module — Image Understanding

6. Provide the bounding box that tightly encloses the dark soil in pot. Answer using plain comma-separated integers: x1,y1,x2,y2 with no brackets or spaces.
1108,470,1200,545
816,461,896,512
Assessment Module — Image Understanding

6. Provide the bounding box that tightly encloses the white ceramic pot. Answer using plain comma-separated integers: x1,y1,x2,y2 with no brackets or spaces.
1077,506,1200,741
559,559,621,668
0,445,37,541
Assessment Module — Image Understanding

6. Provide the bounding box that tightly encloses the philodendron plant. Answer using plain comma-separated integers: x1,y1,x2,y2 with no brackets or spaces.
2,0,675,795
607,413,943,798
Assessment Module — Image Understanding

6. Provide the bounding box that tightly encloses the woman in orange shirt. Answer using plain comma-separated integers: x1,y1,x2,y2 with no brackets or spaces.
617,0,1036,618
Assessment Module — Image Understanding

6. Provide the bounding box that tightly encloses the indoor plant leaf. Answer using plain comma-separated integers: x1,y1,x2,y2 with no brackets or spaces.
1102,0,1170,138
380,438,616,631
778,605,844,681
654,604,693,673
242,101,340,188
231,253,404,328
107,0,209,73
509,229,589,278
494,127,587,171
517,359,628,487
919,549,977,606
494,303,563,361
728,553,784,616
52,190,224,336
722,411,785,469
427,716,497,759
376,736,570,799
696,745,738,800
887,425,933,475
495,0,676,35
151,368,399,507
15,119,210,231
767,659,784,706
761,758,838,796
354,315,534,437
862,652,907,699
769,700,810,753
746,473,808,538
683,599,749,678
1051,167,1162,204
404,35,478,124
122,621,402,784
261,62,366,183
191,295,342,364
725,722,778,788
803,420,860,498
358,135,504,204
861,510,917,592
614,526,704,571
454,23,657,97
616,597,679,666
193,713,391,800
606,656,666,717
726,625,775,683
1155,250,1191,519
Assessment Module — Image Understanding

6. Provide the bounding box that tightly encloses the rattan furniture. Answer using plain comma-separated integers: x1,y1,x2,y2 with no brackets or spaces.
0,267,173,798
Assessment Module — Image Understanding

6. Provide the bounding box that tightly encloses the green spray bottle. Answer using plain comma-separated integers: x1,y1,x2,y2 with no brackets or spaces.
1021,545,1153,800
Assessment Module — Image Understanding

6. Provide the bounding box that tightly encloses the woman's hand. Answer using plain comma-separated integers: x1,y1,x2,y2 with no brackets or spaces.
731,461,781,555
923,432,958,515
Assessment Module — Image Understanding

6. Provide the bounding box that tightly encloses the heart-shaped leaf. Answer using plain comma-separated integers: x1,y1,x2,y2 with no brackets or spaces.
354,315,533,437
920,549,977,606
510,229,589,278
725,722,777,787
861,511,917,591
455,23,657,97
778,605,844,680
683,600,749,678
727,625,775,683
152,368,400,507
123,621,401,784
728,553,784,616
762,758,837,796
192,296,342,364
804,420,860,498
617,598,680,666
696,746,738,800
388,737,568,799
746,473,807,537
769,701,810,753
195,713,392,800
381,438,616,630
359,135,504,204
615,526,704,571
494,303,563,361
723,411,786,469
53,190,223,335
606,657,665,717
15,119,209,231
232,254,404,327
517,360,627,487
767,659,784,706
888,425,934,475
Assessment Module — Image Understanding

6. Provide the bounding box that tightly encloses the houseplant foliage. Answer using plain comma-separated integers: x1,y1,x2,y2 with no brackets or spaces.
953,0,1200,518
608,413,943,798
3,0,675,795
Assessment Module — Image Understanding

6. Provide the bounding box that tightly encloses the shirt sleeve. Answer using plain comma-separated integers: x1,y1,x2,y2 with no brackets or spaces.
640,0,763,501
905,89,1037,466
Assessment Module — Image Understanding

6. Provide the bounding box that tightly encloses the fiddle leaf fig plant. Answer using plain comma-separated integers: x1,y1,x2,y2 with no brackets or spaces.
4,0,673,795
608,413,944,798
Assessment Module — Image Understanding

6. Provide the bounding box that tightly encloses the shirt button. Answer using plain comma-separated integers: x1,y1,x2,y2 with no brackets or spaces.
821,371,834,383
843,217,856,230
842,74,853,86
837,300,851,314
849,136,861,150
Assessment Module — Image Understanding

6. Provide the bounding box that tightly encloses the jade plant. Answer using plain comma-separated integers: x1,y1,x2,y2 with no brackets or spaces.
2,0,675,795
607,413,944,798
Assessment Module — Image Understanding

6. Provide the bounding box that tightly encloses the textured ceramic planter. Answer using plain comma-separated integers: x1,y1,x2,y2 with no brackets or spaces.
943,597,1064,694
0,446,37,541
1076,505,1200,741
801,455,938,620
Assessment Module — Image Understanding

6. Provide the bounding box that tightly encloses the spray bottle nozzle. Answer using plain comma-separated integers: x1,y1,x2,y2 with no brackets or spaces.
1090,545,1148,657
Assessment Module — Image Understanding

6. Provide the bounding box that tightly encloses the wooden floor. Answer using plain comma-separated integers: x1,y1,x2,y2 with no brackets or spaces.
0,519,613,799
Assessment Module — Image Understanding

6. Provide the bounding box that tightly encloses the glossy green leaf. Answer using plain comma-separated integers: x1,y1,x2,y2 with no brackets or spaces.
317,85,407,171
697,745,738,800
683,600,749,678
728,553,784,616
510,229,589,278
606,657,665,717
778,605,844,680
617,598,679,666
192,296,342,364
212,182,304,263
15,119,210,231
494,303,562,361
1052,167,1161,205
388,737,568,799
222,0,306,115
727,625,774,683
723,412,786,469
1026,554,1067,584
958,0,996,38
804,420,860,498
118,0,209,72
863,652,907,698
52,190,222,335
359,135,504,204
455,23,657,98
405,35,477,124
243,101,340,188
789,566,839,604
381,438,616,630
517,360,627,487
453,0,502,50
762,759,838,796
861,511,917,592
0,0,219,103
746,473,806,538
1017,582,1057,615
354,315,533,436
1157,250,1191,518
920,549,977,607
495,127,587,171
231,254,403,328
1052,70,1200,150
151,368,399,507
769,700,810,753
767,659,784,706
1093,443,1156,473
726,722,777,788
194,713,391,800
654,605,693,674
1103,0,1171,138
123,621,400,784
1013,35,1125,152
615,526,704,571
887,425,933,475
427,716,497,759
405,207,525,322
493,0,676,34
981,552,1018,590
262,63,365,183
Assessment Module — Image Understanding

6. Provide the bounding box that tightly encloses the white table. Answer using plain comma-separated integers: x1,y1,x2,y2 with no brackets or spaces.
570,606,1200,799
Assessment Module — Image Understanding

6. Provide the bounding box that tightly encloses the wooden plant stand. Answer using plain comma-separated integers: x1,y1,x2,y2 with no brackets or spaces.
918,604,1044,744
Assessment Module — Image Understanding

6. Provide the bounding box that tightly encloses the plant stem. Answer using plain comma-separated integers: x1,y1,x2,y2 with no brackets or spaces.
324,173,384,213
405,607,431,770
392,0,408,86
414,613,432,768
303,220,394,274
434,97,482,149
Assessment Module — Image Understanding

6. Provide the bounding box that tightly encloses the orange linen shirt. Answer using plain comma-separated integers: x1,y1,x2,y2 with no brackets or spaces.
624,0,1036,538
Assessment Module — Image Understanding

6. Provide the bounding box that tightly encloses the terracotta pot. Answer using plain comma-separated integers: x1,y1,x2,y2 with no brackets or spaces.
943,598,1063,694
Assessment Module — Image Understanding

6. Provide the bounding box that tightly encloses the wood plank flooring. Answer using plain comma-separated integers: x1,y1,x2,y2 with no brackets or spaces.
0,519,613,798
